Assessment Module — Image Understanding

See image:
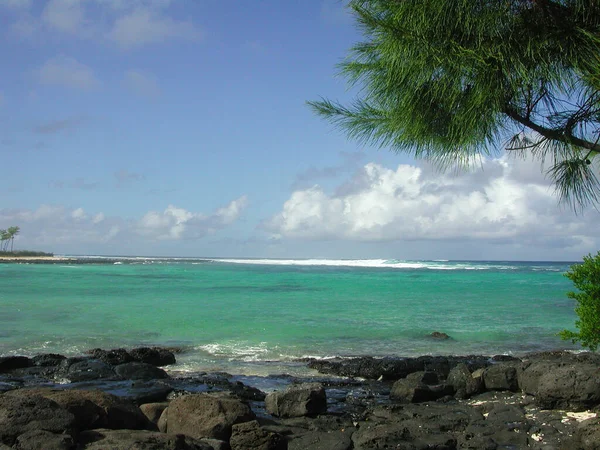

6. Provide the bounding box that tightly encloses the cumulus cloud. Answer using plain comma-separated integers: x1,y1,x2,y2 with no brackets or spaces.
0,197,248,250
264,157,600,252
124,70,160,97
0,205,120,247
41,0,88,35
36,56,100,90
138,196,248,240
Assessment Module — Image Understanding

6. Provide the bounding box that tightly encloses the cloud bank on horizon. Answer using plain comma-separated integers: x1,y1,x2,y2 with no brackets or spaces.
1,0,598,260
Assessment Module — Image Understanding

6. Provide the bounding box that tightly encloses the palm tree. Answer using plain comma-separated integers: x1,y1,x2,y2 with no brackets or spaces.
7,226,19,252
0,230,8,252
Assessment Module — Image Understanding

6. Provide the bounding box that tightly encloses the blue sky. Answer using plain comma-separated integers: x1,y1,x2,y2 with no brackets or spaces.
1,0,599,260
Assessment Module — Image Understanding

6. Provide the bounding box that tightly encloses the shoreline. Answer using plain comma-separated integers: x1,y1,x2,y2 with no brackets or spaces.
1,347,599,449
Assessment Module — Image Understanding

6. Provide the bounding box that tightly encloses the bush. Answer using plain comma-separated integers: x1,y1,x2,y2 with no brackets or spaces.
560,252,600,351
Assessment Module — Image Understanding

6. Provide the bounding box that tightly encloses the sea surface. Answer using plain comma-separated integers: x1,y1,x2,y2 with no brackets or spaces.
0,258,581,376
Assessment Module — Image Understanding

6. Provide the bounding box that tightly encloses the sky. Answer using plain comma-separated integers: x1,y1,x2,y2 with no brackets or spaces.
1,0,599,261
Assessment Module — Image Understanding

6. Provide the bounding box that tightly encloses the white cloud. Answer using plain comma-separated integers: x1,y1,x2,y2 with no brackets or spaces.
108,8,202,50
138,196,248,240
6,0,202,49
264,157,600,252
0,205,119,247
124,70,160,98
37,55,100,90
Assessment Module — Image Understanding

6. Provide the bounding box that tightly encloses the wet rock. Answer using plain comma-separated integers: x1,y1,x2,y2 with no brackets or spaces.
63,359,117,382
31,353,66,367
230,420,287,450
78,429,215,450
482,363,519,392
5,388,153,431
130,347,176,366
447,363,483,399
307,355,492,381
0,356,32,373
86,348,134,366
114,361,170,380
429,331,451,340
13,429,75,450
265,383,327,418
165,393,255,441
0,394,76,446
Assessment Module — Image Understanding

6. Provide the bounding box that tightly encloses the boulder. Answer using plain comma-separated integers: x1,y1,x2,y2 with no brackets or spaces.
5,388,153,431
64,359,116,382
0,356,32,372
482,363,519,392
130,347,176,366
13,429,75,450
429,332,451,340
0,394,76,446
447,363,483,399
77,429,215,450
31,353,66,367
165,393,255,441
535,364,600,410
265,383,327,418
575,418,600,450
139,402,169,425
390,372,453,403
86,348,134,366
230,420,287,450
288,430,353,450
114,362,170,380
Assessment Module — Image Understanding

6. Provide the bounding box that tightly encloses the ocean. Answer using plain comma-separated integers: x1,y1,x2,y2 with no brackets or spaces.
0,258,580,376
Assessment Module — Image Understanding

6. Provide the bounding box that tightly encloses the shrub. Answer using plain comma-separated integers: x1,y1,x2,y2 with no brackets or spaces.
560,252,600,351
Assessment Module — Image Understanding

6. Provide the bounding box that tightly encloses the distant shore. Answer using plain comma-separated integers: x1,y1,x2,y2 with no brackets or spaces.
0,256,118,264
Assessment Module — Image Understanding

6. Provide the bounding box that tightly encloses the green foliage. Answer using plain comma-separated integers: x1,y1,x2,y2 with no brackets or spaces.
309,0,600,210
560,251,600,351
0,250,53,257
0,226,20,252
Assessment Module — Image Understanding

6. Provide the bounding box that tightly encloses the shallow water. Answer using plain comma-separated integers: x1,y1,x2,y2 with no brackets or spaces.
0,258,579,376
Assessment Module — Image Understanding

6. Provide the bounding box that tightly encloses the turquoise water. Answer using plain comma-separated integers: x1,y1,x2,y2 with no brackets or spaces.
0,258,579,375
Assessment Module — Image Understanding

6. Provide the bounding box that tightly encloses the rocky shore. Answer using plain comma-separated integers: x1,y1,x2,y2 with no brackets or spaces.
1,347,599,449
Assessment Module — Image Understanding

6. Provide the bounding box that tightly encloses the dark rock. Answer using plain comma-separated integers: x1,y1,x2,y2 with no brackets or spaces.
64,359,116,382
288,429,353,450
31,353,66,367
265,383,327,418
307,355,492,381
390,372,453,403
0,356,32,372
13,429,75,450
165,393,255,441
574,418,600,450
5,387,153,431
86,348,134,366
77,429,215,450
117,380,174,404
429,332,451,340
0,394,76,446
114,361,170,380
230,381,266,401
535,364,600,410
230,420,287,450
482,363,519,392
447,363,483,399
130,347,176,366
